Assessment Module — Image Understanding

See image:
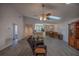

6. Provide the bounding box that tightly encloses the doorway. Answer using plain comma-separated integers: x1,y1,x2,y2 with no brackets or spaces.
12,24,18,47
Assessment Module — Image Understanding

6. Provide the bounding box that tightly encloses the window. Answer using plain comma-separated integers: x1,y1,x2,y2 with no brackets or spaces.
35,24,44,32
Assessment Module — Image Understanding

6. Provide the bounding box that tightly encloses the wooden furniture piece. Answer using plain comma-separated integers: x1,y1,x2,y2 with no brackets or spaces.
34,45,47,56
46,31,63,40
68,20,79,49
27,36,47,56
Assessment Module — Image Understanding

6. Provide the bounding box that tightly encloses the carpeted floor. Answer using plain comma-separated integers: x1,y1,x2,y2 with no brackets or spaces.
0,36,79,56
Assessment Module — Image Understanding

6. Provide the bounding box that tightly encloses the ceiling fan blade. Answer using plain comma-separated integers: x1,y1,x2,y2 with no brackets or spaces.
48,16,61,20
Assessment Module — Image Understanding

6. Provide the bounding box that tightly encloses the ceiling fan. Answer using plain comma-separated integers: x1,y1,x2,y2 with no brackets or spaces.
39,4,61,21
28,4,61,21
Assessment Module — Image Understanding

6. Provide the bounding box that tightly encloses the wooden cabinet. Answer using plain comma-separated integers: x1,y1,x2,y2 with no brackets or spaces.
76,40,79,49
69,36,75,47
68,21,79,49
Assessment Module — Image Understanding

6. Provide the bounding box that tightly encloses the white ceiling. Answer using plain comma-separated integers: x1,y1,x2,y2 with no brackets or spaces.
11,3,79,24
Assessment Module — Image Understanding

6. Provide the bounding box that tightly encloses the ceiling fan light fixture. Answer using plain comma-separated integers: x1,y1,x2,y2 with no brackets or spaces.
40,15,47,21
40,16,43,21
44,17,47,21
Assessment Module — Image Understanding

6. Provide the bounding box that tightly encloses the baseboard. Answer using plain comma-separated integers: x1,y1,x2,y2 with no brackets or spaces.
0,37,24,51
0,43,12,51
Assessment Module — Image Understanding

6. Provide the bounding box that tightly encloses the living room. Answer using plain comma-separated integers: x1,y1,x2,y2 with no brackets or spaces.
0,3,79,56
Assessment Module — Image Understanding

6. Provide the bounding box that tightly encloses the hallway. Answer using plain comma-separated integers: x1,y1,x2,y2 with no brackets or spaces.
0,36,79,56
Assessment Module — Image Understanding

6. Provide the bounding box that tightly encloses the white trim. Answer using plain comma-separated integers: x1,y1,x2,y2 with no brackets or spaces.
0,43,12,51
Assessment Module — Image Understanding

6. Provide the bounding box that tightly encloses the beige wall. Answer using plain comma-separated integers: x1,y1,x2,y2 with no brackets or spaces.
0,4,24,50
24,25,33,37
